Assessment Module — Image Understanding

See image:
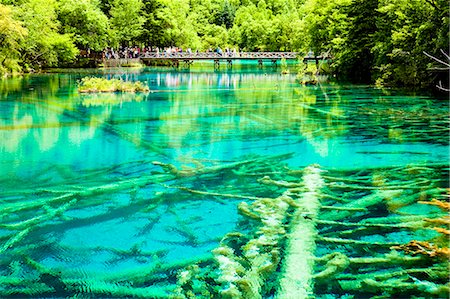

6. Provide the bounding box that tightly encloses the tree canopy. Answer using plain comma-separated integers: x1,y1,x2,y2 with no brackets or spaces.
0,0,448,88
58,0,110,51
0,4,27,74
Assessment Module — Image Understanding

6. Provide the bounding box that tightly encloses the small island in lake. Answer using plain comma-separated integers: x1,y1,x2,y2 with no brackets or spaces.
78,77,149,93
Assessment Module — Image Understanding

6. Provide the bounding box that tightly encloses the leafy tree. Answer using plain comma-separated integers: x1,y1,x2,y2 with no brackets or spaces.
230,3,273,51
298,0,448,86
373,0,449,86
58,0,110,51
298,0,350,55
151,0,200,49
15,0,78,69
0,3,27,74
230,0,303,51
213,0,236,29
334,0,378,83
97,0,112,17
1,0,447,89
109,0,146,46
139,0,165,47
200,24,228,49
272,6,302,51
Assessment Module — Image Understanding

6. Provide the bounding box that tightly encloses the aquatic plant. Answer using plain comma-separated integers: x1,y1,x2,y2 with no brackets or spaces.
78,77,149,93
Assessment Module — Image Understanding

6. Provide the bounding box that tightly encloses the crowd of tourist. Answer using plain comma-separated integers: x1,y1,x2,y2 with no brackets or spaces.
101,46,239,59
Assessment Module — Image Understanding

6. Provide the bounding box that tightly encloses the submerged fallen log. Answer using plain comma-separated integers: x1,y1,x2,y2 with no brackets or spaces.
152,152,293,178
2,153,292,220
160,184,267,201
320,189,402,221
0,173,172,219
0,199,77,255
173,165,315,298
276,165,324,299
22,256,175,298
338,277,450,297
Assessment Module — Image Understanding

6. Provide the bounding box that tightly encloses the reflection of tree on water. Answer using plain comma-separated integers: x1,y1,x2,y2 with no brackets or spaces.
1,74,448,174
157,80,348,157
80,93,146,107
0,103,33,152
0,75,149,182
157,80,448,164
151,71,291,90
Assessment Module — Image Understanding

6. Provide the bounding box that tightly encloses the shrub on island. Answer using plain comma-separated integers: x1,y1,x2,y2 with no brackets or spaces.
78,77,149,93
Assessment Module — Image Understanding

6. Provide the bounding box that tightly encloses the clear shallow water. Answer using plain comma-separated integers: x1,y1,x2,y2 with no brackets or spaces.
0,66,449,298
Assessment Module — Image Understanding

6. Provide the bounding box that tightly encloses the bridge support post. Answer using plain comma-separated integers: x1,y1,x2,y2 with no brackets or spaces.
171,59,179,69
227,59,232,68
182,60,193,68
214,59,220,69
271,59,277,67
258,59,263,68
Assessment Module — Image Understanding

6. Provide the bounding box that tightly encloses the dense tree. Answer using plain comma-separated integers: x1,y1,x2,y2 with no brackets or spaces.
0,4,27,74
298,0,448,86
151,0,200,49
109,0,145,46
58,0,110,51
372,0,449,86
334,0,379,83
230,2,274,51
272,2,302,51
0,0,447,89
230,0,304,51
298,0,350,56
213,0,236,29
139,0,164,47
15,0,78,69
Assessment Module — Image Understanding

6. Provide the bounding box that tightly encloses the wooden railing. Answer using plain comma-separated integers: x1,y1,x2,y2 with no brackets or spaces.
140,52,300,60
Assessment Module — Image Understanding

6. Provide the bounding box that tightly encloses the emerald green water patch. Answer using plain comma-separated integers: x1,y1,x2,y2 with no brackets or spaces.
0,68,448,298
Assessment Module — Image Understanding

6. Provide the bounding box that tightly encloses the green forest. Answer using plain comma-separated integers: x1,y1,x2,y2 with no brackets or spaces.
0,0,448,86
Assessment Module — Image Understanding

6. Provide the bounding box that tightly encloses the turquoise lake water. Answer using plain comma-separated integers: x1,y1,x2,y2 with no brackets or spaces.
0,65,449,298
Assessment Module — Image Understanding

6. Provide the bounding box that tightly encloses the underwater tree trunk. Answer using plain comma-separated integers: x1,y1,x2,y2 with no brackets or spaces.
276,165,324,299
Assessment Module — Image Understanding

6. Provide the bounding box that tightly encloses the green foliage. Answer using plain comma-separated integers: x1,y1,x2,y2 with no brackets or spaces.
49,34,79,65
229,0,301,51
58,0,110,51
298,0,449,86
229,4,272,51
139,0,164,46
78,77,150,93
14,0,78,69
372,0,449,86
200,24,228,49
0,4,27,75
110,0,145,46
299,0,351,55
334,0,378,83
1,0,447,88
1,0,79,74
213,0,236,29
152,0,201,49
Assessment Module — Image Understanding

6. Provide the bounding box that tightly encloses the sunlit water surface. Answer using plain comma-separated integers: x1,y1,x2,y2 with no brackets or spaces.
0,65,448,298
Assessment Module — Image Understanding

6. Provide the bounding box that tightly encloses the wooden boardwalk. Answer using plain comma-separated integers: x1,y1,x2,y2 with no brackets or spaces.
139,52,330,68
